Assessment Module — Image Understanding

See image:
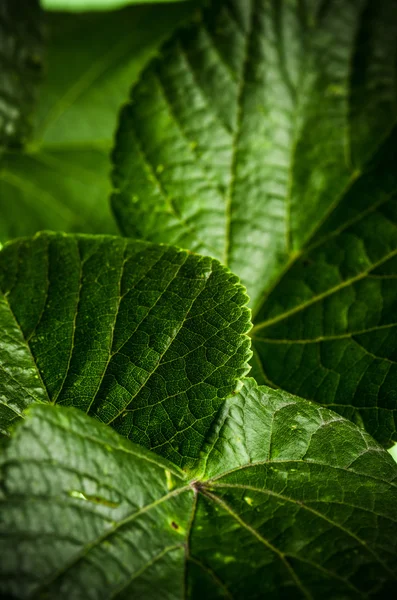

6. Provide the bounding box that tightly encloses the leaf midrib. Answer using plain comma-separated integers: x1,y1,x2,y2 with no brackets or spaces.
18,477,374,598
204,482,396,580
205,457,397,490
7,429,396,597
201,487,313,599
223,0,255,267
30,484,191,596
251,247,397,334
252,321,397,345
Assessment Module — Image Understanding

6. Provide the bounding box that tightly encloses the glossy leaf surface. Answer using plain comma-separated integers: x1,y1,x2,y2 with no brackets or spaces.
111,0,397,445
2,379,397,599
0,232,251,466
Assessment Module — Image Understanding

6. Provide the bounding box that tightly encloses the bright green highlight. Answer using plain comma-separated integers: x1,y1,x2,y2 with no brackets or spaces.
42,0,186,11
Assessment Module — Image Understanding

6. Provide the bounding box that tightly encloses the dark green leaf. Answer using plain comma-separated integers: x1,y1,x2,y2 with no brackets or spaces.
0,2,195,242
0,232,251,466
251,136,397,446
2,379,397,598
0,0,44,149
111,0,397,445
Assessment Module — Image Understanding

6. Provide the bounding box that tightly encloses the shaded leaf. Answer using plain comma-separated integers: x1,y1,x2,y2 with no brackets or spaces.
0,0,44,149
251,136,397,446
0,2,194,242
2,379,397,598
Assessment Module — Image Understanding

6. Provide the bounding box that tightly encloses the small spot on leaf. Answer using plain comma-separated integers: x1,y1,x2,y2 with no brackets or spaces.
165,470,174,491
67,490,119,508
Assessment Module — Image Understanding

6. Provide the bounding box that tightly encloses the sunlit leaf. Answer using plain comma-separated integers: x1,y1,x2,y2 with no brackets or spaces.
0,232,251,466
111,0,397,445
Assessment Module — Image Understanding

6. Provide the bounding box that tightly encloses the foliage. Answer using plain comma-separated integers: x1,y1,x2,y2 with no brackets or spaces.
0,231,251,467
112,0,397,446
1,0,397,598
0,2,193,241
3,381,397,598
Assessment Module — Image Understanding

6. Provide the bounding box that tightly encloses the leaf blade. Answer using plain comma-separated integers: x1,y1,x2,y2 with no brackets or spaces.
251,135,397,445
191,379,397,598
0,403,192,600
112,0,397,309
2,381,397,598
111,0,397,446
0,232,251,466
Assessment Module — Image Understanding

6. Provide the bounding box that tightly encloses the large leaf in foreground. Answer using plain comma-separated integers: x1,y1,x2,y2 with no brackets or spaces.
0,2,194,242
0,232,251,465
2,379,397,599
111,0,397,446
0,0,43,149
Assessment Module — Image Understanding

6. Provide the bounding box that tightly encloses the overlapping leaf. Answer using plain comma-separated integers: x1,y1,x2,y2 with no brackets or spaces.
0,232,251,466
251,136,397,446
2,379,397,599
0,0,43,149
111,0,397,445
0,2,194,242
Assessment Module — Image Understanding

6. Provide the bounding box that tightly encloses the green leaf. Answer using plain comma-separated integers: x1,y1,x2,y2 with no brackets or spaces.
111,0,397,446
41,0,187,11
2,379,397,599
0,232,251,466
0,2,195,243
0,0,44,150
251,136,397,447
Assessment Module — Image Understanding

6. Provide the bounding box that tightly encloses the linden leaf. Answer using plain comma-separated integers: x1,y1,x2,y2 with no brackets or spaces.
0,232,251,467
111,0,397,446
2,379,396,598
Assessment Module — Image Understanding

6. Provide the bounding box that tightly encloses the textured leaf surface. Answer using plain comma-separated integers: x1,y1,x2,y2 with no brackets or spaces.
251,137,397,446
2,379,397,599
0,232,251,466
0,0,43,149
111,0,397,445
0,2,194,242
